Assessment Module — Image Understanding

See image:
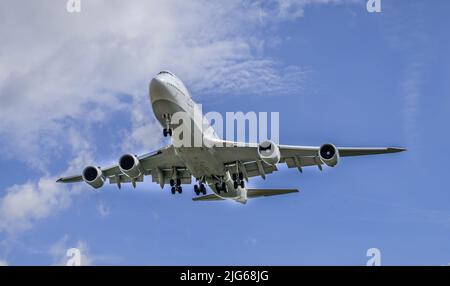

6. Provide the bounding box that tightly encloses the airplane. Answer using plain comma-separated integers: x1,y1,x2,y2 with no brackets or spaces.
57,70,406,204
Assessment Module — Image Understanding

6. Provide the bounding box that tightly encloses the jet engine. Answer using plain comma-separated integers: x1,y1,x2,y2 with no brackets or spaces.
318,143,339,167
82,166,105,189
119,154,142,178
257,140,281,165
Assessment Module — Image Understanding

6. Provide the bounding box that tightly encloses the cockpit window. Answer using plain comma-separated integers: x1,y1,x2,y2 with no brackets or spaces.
158,70,174,76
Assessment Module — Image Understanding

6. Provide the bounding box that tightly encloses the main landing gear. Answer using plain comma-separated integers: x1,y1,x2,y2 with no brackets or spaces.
163,114,172,137
216,182,228,194
194,183,207,196
170,178,182,194
232,172,245,189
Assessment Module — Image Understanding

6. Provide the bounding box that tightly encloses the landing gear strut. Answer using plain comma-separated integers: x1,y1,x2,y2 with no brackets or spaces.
163,114,172,137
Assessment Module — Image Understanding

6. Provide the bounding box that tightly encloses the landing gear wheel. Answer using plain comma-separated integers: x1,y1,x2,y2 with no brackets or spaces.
221,182,227,193
163,128,172,137
215,183,221,194
194,184,199,196
232,173,237,181
178,186,182,194
169,179,175,187
233,181,238,189
171,187,176,194
240,180,245,188
176,178,181,186
200,183,207,195
239,172,244,181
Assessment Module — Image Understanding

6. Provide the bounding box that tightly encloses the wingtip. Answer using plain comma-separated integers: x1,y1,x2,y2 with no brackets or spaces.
388,147,407,153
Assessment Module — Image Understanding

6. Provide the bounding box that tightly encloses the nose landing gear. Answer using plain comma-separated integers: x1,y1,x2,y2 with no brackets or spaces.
163,114,173,137
163,128,172,137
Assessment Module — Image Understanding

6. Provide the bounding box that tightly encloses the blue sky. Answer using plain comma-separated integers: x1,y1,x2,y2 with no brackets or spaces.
0,0,449,265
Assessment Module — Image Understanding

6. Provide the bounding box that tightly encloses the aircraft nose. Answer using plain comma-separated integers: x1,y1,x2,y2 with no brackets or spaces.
150,76,165,91
149,76,171,103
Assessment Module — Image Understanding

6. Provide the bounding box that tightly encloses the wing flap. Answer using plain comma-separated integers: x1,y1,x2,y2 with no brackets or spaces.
282,156,322,168
150,168,192,185
109,174,144,184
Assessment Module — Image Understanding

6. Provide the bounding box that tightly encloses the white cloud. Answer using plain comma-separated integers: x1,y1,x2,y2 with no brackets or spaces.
0,129,91,235
0,178,72,234
120,93,164,153
0,260,8,266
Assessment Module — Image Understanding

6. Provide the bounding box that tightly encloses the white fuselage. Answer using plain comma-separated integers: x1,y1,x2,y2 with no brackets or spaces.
149,71,246,202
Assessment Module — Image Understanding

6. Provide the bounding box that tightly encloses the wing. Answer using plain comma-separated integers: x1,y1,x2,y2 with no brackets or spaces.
279,145,406,170
57,145,189,188
216,142,405,179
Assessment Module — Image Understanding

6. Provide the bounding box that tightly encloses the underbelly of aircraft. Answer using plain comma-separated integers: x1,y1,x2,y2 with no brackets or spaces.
174,147,224,178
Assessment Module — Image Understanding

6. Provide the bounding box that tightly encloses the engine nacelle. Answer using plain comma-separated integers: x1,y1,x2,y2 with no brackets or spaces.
119,154,142,179
318,143,339,167
257,140,281,165
82,166,105,189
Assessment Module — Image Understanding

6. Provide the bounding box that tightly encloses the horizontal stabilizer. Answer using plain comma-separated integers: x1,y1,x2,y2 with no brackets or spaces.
192,194,225,201
192,188,299,202
247,188,299,198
